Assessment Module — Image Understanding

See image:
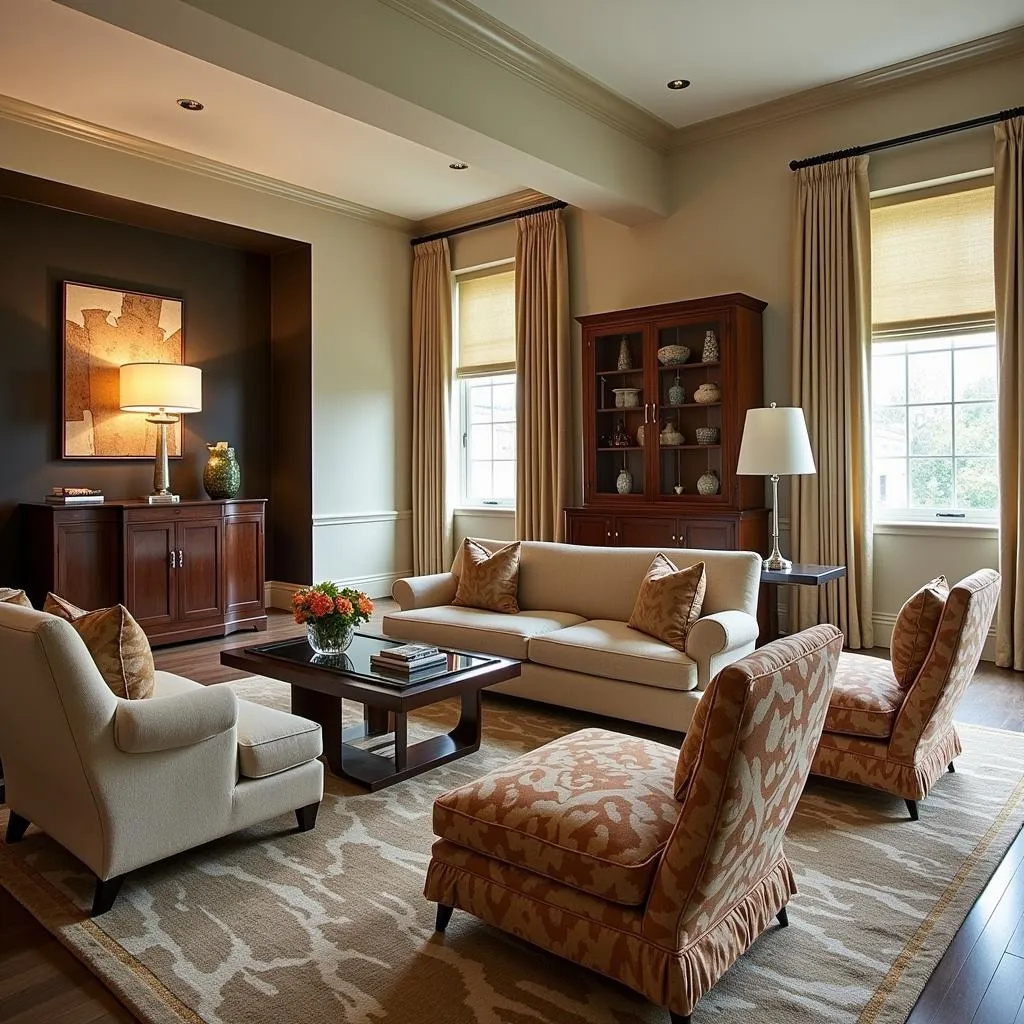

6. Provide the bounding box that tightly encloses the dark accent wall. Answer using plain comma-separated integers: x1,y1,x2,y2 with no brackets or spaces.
0,195,272,584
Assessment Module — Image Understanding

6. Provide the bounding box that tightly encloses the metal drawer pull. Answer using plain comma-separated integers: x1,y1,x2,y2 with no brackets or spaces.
178,549,184,567
170,550,176,569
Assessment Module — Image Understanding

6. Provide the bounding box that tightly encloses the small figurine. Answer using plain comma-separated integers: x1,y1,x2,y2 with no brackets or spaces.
612,419,631,447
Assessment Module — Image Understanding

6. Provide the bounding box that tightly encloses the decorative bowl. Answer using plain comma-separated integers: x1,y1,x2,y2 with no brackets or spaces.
657,345,691,366
694,426,720,445
612,387,641,408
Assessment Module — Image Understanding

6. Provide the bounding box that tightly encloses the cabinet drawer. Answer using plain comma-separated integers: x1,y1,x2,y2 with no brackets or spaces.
123,503,223,524
225,501,267,518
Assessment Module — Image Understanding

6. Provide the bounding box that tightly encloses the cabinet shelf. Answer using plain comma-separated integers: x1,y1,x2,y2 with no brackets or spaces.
598,446,642,451
659,444,721,450
596,368,644,376
597,406,644,413
661,402,721,410
658,360,720,372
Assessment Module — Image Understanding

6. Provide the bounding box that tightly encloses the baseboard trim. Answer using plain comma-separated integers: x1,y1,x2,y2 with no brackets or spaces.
872,612,997,663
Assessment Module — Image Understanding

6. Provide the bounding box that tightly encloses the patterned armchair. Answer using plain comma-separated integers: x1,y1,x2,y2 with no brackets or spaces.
424,625,843,1023
811,569,999,820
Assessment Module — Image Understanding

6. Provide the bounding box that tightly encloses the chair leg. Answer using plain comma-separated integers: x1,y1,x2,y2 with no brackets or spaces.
295,801,320,833
91,875,125,916
777,906,789,928
5,812,29,844
948,762,956,773
906,799,919,821
435,904,454,933
669,1013,691,1024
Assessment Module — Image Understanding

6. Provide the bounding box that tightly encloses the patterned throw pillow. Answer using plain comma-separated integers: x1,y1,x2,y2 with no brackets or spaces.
890,576,948,688
452,539,521,614
43,593,155,700
628,554,706,653
0,587,32,608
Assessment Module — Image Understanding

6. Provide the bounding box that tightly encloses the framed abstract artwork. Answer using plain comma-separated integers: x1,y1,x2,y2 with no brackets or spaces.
62,282,184,459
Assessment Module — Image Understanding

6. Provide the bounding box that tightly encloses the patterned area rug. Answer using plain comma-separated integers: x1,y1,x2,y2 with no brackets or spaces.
1,677,1024,1024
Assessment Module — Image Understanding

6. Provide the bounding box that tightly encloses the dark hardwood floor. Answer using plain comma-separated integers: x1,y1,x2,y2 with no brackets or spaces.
1,610,1021,1024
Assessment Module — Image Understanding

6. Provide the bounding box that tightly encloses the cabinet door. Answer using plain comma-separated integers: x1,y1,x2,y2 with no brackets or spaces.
567,513,613,546
55,516,120,610
176,520,223,622
684,519,735,550
614,516,679,548
124,523,176,629
224,512,265,619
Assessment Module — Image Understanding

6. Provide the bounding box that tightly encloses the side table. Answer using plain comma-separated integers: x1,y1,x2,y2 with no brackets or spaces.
760,563,847,644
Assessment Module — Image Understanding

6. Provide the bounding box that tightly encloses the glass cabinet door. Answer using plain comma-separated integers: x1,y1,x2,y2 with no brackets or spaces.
592,329,648,498
652,317,726,501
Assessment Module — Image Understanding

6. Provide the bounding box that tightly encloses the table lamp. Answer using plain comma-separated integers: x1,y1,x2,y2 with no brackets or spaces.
736,402,816,570
120,362,202,503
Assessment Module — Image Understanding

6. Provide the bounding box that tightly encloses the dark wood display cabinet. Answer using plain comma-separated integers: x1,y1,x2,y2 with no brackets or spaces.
566,293,769,555
21,498,267,646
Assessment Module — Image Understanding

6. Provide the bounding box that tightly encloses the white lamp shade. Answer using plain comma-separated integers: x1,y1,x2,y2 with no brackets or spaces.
736,405,816,476
120,363,202,414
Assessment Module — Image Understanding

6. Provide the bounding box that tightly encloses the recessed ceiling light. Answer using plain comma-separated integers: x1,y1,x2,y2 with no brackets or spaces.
666,79,691,91
176,98,204,111
449,161,469,170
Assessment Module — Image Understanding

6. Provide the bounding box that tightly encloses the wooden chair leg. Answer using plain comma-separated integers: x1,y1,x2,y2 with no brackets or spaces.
295,801,320,833
906,799,919,821
92,875,125,916
777,906,789,928
669,1013,691,1023
435,904,454,932
5,812,29,844
948,762,956,773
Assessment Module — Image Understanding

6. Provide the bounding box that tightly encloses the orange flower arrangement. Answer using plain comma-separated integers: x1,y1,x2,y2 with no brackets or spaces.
293,582,374,653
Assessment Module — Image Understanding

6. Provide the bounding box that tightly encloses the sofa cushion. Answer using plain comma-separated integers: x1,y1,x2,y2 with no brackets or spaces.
0,588,32,608
383,606,584,661
628,555,706,652
824,653,905,740
890,576,948,688
235,699,323,779
453,539,521,614
43,593,155,700
433,727,681,906
529,619,699,692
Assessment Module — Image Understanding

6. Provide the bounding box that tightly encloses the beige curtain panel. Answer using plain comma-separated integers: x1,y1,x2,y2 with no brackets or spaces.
790,156,874,649
411,238,453,575
515,209,572,542
995,115,1024,672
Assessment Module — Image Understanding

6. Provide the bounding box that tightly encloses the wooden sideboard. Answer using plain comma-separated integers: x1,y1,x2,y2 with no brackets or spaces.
21,498,267,646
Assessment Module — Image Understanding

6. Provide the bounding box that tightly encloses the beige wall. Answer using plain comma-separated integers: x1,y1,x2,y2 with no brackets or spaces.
0,115,412,597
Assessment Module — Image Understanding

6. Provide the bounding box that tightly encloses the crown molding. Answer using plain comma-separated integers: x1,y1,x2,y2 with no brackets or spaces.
673,26,1024,150
0,94,415,232
412,187,555,236
377,0,672,153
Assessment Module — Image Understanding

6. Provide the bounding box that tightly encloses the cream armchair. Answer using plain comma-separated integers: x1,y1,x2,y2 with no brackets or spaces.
0,604,324,915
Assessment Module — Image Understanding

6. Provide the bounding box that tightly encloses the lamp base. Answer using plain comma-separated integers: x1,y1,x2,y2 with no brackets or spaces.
142,493,181,504
762,552,792,571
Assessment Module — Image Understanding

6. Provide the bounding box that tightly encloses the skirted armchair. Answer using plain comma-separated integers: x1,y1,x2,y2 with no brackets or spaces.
811,568,1000,820
424,625,843,1023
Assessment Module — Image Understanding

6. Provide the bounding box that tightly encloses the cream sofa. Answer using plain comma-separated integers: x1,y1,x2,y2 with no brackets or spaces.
0,604,324,915
385,540,762,731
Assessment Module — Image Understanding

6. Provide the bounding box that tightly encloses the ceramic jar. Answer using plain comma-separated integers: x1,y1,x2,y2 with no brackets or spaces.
636,424,645,446
694,381,722,405
697,470,720,496
616,468,633,494
613,387,641,408
203,442,241,499
668,375,685,406
702,329,719,363
617,337,632,371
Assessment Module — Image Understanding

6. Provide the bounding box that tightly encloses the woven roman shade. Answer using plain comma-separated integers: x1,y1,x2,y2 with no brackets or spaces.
456,266,515,378
871,185,995,332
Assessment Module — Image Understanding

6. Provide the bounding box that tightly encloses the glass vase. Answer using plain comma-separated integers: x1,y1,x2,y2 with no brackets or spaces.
306,620,354,655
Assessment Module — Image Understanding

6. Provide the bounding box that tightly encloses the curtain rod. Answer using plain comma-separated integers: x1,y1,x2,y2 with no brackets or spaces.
789,104,1024,171
410,199,567,247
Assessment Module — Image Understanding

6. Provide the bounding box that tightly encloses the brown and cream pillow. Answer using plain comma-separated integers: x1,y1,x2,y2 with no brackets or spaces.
43,593,155,700
0,587,32,608
628,554,706,654
452,539,521,614
889,576,948,688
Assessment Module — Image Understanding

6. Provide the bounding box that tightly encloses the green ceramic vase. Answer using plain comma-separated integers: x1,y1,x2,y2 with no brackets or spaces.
203,443,241,499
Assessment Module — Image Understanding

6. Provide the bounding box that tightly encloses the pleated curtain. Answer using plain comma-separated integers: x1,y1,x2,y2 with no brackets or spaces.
515,209,572,542
790,156,874,648
995,115,1024,671
410,238,453,575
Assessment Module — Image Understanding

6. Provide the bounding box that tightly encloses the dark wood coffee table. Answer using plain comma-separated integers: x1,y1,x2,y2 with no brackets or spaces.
221,633,521,791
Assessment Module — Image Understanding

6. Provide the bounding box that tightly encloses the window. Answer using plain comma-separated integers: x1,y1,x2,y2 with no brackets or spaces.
870,184,997,522
454,265,516,506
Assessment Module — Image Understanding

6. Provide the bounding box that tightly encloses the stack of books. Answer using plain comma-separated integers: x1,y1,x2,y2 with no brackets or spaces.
46,487,104,505
369,643,449,680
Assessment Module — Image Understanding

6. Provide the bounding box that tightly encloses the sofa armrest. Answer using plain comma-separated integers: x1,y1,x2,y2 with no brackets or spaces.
392,572,459,611
686,611,760,687
114,686,238,754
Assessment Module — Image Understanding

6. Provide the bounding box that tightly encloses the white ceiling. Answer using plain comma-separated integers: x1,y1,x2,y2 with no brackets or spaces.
0,0,522,221
470,0,1024,128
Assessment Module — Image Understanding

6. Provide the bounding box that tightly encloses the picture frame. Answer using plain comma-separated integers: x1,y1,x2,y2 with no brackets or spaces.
61,281,184,459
